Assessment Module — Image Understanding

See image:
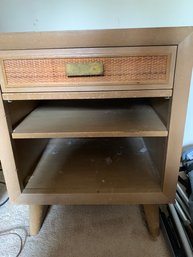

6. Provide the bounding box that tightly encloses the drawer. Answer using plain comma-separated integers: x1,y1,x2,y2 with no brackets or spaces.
0,46,176,93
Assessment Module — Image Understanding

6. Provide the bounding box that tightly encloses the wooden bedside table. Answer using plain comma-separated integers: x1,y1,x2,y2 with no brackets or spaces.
0,27,192,237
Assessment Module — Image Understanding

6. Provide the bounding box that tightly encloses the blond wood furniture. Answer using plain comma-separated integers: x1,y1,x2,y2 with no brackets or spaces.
0,27,193,237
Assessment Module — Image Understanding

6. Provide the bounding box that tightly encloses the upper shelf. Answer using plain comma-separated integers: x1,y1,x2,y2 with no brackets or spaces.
12,101,168,139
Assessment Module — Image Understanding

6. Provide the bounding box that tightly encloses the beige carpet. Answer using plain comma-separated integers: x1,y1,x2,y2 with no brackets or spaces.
0,198,171,257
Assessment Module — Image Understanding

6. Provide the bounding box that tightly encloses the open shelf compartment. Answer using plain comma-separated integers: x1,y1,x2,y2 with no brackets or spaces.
22,137,162,197
12,99,168,139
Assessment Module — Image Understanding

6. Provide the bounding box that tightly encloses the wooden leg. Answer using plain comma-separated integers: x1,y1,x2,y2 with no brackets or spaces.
29,205,49,236
143,204,160,240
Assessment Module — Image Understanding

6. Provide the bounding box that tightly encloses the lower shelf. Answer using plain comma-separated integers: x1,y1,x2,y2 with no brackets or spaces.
22,137,162,204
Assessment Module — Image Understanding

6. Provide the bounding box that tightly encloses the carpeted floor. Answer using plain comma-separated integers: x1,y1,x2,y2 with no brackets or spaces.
0,174,171,257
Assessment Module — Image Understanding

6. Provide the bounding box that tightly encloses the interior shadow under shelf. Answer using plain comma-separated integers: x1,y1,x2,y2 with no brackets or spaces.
12,102,168,138
23,137,162,199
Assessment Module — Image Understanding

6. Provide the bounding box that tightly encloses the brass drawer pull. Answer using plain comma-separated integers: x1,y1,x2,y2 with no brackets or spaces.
66,62,104,77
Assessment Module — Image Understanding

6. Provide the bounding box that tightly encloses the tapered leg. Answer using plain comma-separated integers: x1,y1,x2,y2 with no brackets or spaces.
29,205,49,236
143,204,160,239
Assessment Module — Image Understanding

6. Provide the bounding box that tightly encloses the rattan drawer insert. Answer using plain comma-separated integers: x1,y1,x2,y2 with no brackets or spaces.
0,46,176,92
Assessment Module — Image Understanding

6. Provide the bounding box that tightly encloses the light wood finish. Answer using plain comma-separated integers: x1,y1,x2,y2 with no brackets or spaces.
0,46,176,93
143,138,167,180
162,31,193,200
29,205,48,236
16,192,169,205
12,101,168,139
0,27,192,235
0,94,21,201
0,46,177,59
0,84,175,93
0,27,192,50
24,138,161,199
143,205,160,239
2,99,47,185
2,99,47,186
2,90,173,100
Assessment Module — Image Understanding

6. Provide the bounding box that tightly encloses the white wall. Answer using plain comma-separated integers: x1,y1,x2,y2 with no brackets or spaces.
0,0,193,146
1,0,193,31
183,72,193,147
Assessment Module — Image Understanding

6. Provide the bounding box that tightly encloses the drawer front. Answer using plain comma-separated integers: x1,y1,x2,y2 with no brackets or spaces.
0,46,176,92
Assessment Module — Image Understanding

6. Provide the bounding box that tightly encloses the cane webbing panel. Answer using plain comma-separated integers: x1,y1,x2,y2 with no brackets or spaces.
3,55,169,86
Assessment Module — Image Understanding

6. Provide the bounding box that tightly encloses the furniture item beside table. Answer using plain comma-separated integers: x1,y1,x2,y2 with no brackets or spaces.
0,27,193,237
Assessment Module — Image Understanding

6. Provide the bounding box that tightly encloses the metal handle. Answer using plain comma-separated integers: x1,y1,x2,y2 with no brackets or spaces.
65,62,104,77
